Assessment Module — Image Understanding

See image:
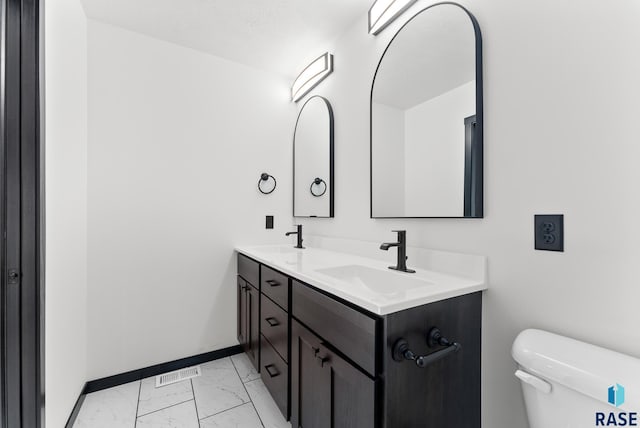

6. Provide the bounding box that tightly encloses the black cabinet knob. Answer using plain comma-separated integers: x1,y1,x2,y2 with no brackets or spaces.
315,354,329,367
8,270,19,284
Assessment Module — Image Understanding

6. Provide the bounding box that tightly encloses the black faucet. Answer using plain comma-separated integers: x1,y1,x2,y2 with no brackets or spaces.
286,224,305,249
380,230,415,273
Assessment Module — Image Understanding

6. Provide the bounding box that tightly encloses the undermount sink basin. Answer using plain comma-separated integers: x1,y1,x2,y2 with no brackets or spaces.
315,264,433,295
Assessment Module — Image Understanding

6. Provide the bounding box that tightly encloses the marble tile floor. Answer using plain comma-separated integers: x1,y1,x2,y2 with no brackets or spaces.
74,353,291,428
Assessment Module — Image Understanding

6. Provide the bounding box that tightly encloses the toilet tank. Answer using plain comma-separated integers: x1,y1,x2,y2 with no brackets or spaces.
512,329,640,428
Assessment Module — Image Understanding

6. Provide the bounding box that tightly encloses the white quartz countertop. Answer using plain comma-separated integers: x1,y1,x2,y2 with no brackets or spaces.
235,244,487,315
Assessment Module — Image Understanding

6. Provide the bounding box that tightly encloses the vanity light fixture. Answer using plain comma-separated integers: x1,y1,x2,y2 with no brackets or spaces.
368,0,417,35
291,53,333,102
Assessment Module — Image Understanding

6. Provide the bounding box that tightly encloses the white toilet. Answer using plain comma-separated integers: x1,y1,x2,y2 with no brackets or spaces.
512,329,640,428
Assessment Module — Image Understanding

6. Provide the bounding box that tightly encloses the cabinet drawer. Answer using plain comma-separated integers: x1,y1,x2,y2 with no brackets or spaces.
292,280,378,376
261,295,288,362
260,335,288,418
238,254,259,288
260,265,289,310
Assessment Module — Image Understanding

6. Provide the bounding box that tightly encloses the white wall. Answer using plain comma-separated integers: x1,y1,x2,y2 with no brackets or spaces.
297,1,640,427
372,102,405,216
86,21,295,380
44,0,88,426
405,81,474,216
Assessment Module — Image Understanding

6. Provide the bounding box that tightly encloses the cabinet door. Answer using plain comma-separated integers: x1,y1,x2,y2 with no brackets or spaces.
291,320,331,428
325,346,376,428
246,284,260,370
237,278,248,347
291,320,376,428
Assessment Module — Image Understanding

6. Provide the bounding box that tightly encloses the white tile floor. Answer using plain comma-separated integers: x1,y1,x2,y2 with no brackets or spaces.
74,353,291,428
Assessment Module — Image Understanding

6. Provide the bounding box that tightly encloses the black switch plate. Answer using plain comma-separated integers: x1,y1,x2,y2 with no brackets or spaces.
534,214,564,251
266,215,274,229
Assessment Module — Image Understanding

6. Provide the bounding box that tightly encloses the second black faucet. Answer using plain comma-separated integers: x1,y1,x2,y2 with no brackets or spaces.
380,230,415,273
286,224,305,249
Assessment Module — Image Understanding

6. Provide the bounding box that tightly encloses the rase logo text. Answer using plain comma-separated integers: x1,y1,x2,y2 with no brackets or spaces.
596,384,638,427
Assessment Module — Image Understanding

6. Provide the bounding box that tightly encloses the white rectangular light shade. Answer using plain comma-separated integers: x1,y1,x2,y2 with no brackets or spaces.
291,53,333,102
369,0,417,35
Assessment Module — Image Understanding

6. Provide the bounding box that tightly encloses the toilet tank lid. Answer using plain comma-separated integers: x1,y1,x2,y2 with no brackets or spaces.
512,329,640,411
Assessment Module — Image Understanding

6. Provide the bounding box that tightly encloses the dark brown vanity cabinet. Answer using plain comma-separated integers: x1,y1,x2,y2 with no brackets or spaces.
237,253,482,428
237,255,260,370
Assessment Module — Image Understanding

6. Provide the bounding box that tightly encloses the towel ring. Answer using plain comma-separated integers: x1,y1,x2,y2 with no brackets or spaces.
310,177,327,197
258,173,277,195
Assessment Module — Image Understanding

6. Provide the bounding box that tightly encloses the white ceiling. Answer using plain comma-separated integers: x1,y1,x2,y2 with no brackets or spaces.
81,0,372,78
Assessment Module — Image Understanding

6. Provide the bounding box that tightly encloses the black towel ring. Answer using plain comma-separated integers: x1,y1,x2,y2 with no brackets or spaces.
258,173,277,194
310,177,327,197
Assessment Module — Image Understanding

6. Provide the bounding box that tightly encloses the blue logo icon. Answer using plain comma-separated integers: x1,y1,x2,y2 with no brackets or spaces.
608,384,625,407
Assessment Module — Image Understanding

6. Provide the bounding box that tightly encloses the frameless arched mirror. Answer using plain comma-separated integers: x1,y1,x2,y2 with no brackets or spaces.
294,96,334,217
371,3,483,218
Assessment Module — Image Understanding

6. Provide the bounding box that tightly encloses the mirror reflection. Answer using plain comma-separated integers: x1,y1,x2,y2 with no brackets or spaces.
371,3,482,218
294,96,334,217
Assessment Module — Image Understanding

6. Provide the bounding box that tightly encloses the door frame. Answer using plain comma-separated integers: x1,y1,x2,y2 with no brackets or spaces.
1,0,44,426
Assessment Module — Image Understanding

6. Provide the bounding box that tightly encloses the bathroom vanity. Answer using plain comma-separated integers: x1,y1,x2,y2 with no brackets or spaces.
236,244,486,427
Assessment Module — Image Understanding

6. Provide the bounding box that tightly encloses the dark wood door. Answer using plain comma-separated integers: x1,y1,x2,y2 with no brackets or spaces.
291,320,330,428
246,285,260,370
325,346,376,428
237,278,248,346
291,320,376,428
1,1,43,426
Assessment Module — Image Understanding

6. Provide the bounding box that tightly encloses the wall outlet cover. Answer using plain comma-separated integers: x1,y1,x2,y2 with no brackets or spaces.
534,214,564,251
266,215,274,229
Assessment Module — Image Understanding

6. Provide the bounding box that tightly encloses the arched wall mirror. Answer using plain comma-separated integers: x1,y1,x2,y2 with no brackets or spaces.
370,2,483,218
293,96,334,217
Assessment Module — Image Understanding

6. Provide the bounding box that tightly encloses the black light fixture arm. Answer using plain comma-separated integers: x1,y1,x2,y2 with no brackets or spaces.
392,328,461,368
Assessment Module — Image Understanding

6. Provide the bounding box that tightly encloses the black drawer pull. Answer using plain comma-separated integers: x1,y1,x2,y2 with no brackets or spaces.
266,279,281,287
265,317,280,327
264,364,280,378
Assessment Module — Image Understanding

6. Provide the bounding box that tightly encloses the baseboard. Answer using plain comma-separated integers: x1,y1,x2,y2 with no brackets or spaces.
64,344,243,427
64,394,86,428
83,345,243,394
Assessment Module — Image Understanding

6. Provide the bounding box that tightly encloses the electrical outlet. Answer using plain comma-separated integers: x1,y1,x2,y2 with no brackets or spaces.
535,214,564,251
265,215,274,229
